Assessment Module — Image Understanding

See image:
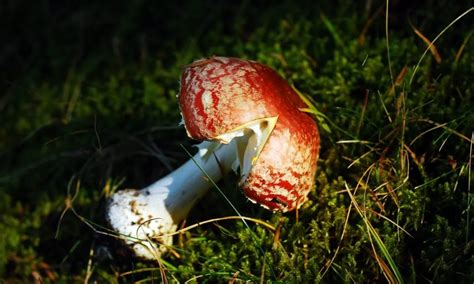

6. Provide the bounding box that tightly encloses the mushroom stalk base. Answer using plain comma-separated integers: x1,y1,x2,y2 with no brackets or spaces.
107,142,236,259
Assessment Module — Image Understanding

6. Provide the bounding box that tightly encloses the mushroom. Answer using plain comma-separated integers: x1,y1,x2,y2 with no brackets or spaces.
107,56,320,259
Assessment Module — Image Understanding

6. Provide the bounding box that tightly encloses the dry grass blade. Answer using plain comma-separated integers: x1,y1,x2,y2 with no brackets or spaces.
83,244,95,284
411,118,474,145
455,31,473,63
63,175,276,278
370,249,398,283
336,140,372,144
120,266,177,278
389,66,409,95
410,7,474,85
55,176,81,239
320,164,376,279
347,149,376,169
345,182,404,283
410,122,448,146
467,132,473,243
356,90,369,139
385,0,394,86
383,182,400,208
403,144,427,178
358,179,388,213
368,208,413,237
358,4,384,45
164,216,276,237
395,66,409,84
318,201,353,279
377,90,393,123
410,24,442,64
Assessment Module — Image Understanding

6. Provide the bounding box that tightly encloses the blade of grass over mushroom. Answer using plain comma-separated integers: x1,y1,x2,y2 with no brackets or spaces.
70,197,161,241
180,144,276,279
66,192,276,273
58,186,181,270
345,182,404,284
56,177,173,245
180,143,252,226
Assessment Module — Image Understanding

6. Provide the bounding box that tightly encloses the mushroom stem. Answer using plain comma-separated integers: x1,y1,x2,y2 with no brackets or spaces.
107,141,236,259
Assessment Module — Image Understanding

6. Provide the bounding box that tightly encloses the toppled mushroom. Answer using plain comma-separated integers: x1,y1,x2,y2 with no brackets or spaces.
107,56,320,259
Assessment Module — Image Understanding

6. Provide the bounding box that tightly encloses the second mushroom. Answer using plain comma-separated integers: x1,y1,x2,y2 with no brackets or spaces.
107,56,320,259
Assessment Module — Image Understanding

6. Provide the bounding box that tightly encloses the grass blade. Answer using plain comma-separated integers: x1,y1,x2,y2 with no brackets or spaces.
345,182,404,283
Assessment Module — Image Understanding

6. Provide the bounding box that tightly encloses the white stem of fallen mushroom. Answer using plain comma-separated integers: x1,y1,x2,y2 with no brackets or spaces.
107,141,235,259
107,118,276,259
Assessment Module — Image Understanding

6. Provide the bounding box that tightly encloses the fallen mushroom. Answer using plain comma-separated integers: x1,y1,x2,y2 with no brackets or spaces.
107,56,320,259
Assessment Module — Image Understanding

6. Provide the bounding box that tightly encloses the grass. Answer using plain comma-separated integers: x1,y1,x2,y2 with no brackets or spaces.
1,0,473,282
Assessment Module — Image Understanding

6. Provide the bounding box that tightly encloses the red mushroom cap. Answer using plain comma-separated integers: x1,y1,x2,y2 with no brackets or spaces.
179,56,320,212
